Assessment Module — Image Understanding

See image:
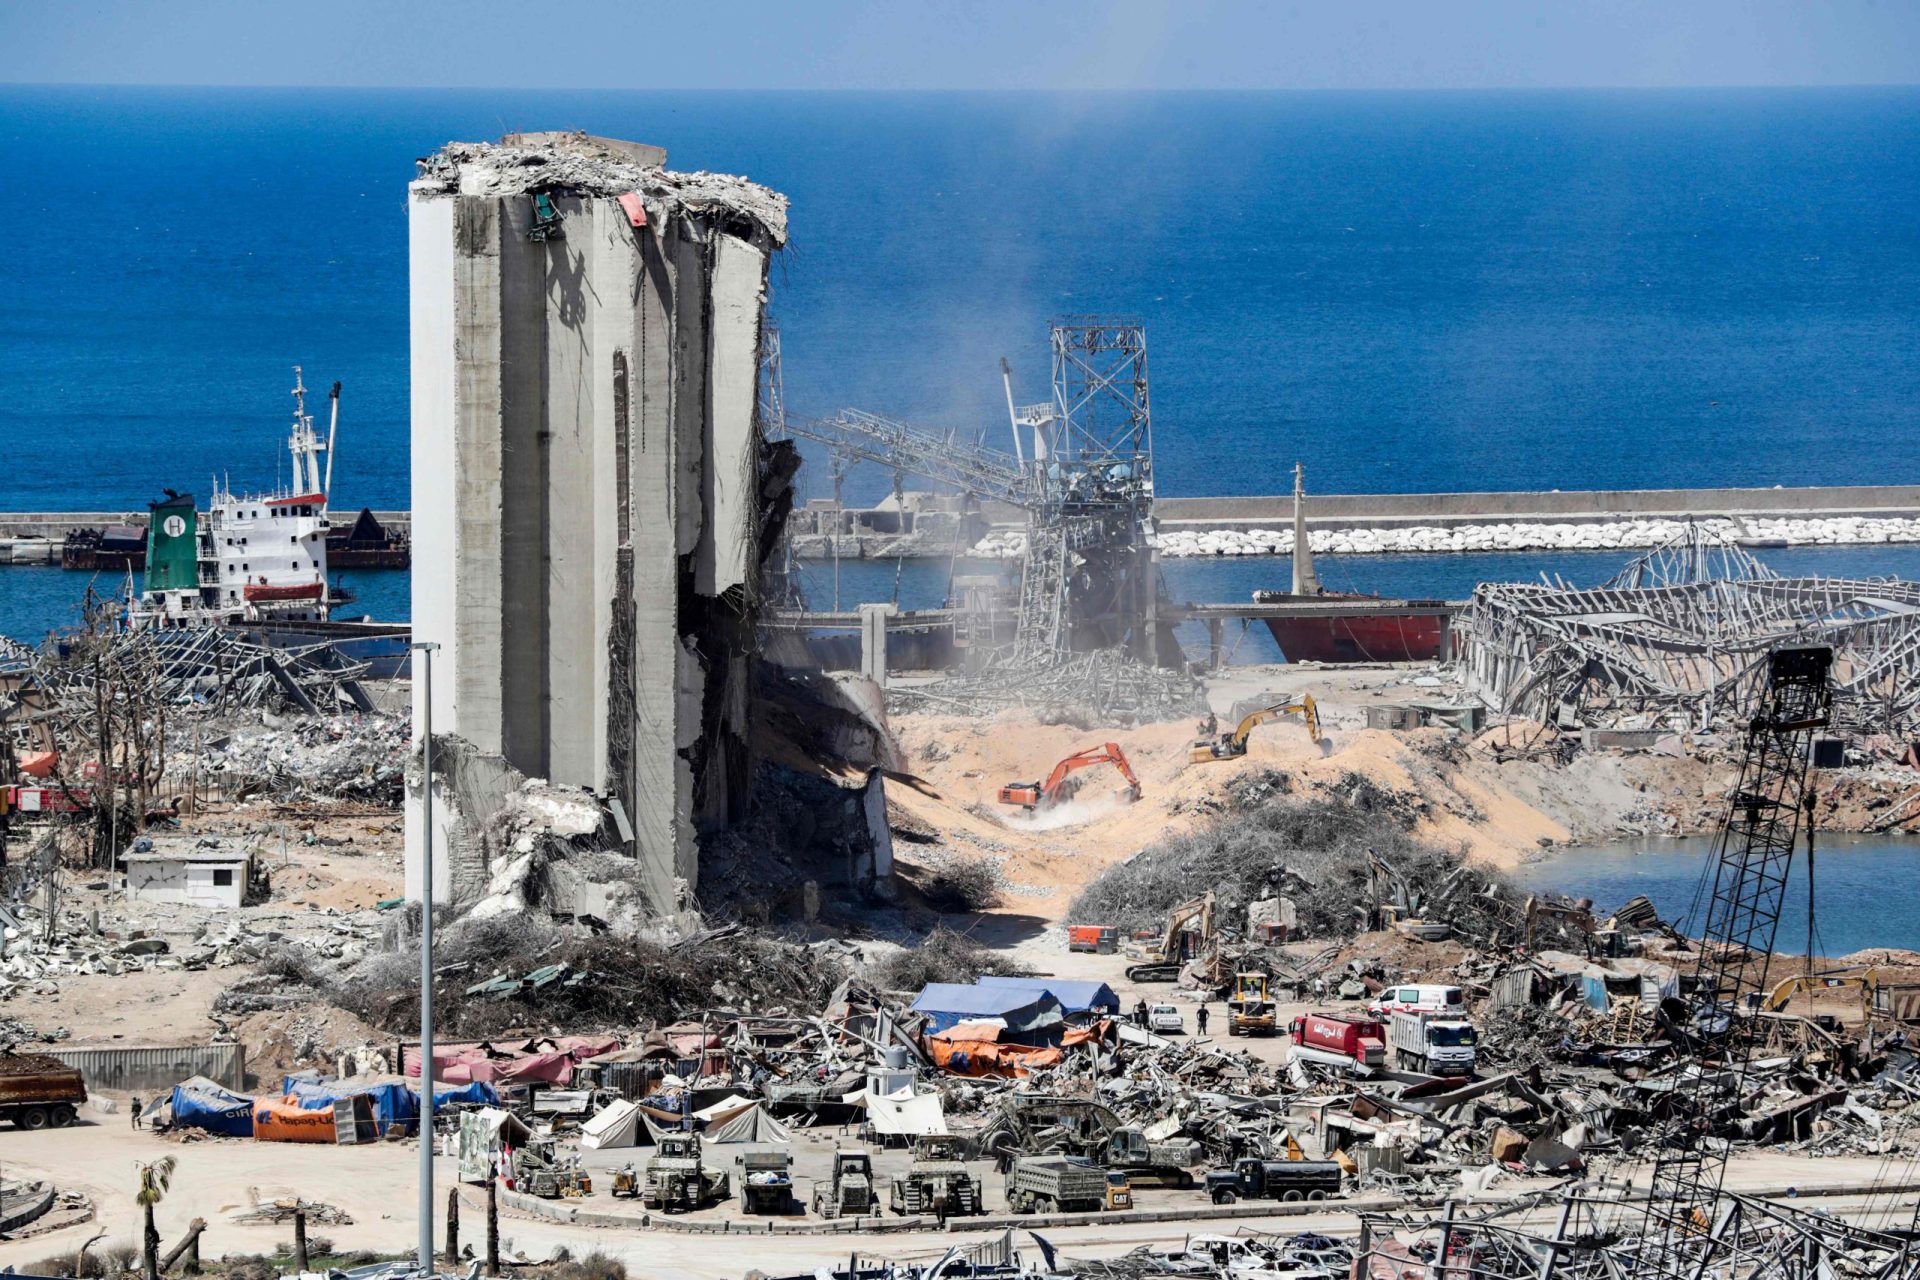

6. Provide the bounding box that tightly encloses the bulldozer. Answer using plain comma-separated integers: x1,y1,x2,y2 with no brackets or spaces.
1226,971,1278,1037
812,1146,877,1219
889,1135,983,1218
1189,695,1321,764
1124,890,1216,983
998,743,1142,813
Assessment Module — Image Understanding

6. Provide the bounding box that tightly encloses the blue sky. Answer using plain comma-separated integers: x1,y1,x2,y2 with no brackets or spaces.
5,0,1917,90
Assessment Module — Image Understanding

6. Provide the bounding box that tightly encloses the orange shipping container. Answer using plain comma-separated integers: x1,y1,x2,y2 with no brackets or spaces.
253,1098,338,1142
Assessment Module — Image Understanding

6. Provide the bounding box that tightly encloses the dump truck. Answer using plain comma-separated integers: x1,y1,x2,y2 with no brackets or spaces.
642,1133,731,1212
889,1135,983,1217
1288,1011,1387,1072
0,1052,86,1130
1005,1156,1110,1214
812,1147,876,1219
1226,972,1278,1037
1205,1157,1343,1204
1387,1010,1478,1076
738,1149,794,1215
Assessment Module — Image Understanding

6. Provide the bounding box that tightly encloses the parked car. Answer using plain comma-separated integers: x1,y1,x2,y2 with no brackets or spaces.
1146,1004,1185,1034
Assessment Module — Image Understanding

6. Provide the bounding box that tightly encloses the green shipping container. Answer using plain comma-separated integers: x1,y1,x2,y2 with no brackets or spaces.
145,494,198,593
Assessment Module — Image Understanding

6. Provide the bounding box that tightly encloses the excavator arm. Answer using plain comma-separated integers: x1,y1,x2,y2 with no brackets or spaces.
998,743,1143,811
1192,696,1321,763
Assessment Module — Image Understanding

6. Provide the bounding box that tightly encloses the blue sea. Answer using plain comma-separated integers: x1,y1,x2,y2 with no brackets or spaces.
2,86,1919,640
1515,834,1920,957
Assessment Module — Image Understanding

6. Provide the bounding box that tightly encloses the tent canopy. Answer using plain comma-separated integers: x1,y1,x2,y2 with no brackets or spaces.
705,1102,792,1145
170,1076,254,1137
865,1089,947,1137
977,975,1120,1016
580,1098,643,1150
909,983,1064,1035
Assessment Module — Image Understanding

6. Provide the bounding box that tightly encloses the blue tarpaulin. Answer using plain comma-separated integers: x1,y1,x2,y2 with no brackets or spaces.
910,983,1064,1035
976,975,1121,1016
170,1075,255,1137
281,1076,499,1135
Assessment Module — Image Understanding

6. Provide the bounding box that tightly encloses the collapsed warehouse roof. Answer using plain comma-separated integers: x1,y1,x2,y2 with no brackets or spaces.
1452,523,1920,734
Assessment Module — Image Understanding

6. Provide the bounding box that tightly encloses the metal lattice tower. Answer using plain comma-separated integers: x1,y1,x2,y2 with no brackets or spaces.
1636,645,1832,1269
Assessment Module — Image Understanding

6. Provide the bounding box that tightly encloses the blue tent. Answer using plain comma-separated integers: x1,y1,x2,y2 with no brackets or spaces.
170,1076,255,1137
976,975,1121,1017
909,982,1064,1036
282,1076,499,1136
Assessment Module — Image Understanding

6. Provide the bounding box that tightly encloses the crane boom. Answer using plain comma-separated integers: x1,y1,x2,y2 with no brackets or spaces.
1638,646,1831,1268
777,409,1033,507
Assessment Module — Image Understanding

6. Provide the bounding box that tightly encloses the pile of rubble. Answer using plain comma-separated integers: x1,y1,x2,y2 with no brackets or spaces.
888,647,1207,726
199,713,409,805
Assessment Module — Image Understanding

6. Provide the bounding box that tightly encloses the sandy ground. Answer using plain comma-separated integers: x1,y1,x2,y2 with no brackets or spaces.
885,663,1720,936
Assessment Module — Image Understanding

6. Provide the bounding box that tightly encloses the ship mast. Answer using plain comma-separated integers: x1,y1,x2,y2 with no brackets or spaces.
287,366,328,497
1291,462,1322,596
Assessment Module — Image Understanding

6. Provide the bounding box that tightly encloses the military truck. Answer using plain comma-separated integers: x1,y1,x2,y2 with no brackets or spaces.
509,1137,591,1199
0,1052,86,1129
1005,1156,1109,1214
889,1135,983,1218
738,1149,794,1215
1205,1157,1343,1204
812,1147,876,1219
642,1133,731,1212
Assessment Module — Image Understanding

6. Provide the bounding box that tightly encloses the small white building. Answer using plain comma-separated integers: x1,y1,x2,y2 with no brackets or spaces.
123,850,254,909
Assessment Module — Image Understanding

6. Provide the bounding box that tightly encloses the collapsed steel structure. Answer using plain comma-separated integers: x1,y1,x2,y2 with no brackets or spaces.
1452,524,1920,734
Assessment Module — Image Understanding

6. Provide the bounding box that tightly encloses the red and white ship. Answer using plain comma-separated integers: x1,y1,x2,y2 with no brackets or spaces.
1255,465,1447,664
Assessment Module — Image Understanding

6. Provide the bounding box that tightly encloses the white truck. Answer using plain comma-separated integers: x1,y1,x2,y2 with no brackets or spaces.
1387,1009,1477,1076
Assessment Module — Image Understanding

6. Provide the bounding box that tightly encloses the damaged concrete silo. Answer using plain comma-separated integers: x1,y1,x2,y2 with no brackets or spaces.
405,132,793,916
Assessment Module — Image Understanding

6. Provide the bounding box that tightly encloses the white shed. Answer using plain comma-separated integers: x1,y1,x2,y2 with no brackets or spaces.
124,850,253,908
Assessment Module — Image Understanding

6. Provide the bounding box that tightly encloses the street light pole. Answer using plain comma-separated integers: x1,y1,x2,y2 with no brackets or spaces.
410,640,440,1274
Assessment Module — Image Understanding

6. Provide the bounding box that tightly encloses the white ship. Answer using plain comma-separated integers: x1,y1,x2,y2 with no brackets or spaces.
132,368,335,628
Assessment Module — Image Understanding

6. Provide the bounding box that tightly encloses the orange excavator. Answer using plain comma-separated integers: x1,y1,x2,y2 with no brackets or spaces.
997,743,1143,813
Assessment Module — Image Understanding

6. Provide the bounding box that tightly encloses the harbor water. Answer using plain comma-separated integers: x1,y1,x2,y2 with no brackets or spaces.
1512,833,1920,956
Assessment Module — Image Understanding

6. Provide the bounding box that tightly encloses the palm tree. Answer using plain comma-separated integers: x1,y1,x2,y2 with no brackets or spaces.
136,1156,176,1280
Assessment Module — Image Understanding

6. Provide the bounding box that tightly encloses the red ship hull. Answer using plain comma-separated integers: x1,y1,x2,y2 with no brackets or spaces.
1261,610,1446,664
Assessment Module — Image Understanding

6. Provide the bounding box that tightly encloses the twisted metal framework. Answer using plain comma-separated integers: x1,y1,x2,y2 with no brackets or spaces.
1453,524,1920,733
1636,646,1827,1269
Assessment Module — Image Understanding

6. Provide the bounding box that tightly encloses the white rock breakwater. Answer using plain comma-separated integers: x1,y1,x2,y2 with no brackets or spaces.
968,516,1920,560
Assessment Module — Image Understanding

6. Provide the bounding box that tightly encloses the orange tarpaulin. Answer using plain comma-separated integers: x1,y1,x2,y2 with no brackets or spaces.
18,752,57,779
253,1098,338,1142
925,1021,1065,1079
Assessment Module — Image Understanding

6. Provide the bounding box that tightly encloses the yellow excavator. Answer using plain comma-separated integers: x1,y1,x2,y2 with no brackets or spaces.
1189,696,1320,764
1761,968,1881,1019
1124,890,1216,983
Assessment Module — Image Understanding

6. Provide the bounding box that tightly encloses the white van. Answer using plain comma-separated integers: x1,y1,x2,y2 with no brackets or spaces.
1367,983,1465,1019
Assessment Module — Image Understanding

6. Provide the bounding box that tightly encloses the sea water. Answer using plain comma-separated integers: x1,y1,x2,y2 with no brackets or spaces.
3,86,1918,638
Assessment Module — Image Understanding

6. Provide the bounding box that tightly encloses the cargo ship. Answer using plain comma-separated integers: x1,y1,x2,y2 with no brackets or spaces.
1254,465,1449,664
130,369,338,628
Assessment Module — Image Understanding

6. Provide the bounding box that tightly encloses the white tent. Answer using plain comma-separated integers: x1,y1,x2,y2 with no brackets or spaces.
580,1098,643,1150
864,1088,947,1137
704,1102,793,1145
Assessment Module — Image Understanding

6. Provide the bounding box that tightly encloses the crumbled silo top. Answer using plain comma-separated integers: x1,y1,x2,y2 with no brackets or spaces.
415,135,789,246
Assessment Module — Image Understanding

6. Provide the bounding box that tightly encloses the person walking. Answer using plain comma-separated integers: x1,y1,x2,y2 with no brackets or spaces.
1196,1005,1210,1037
130,1096,144,1130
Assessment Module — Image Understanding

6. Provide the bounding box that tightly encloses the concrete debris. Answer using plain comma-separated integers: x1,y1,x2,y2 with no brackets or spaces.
416,137,789,245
